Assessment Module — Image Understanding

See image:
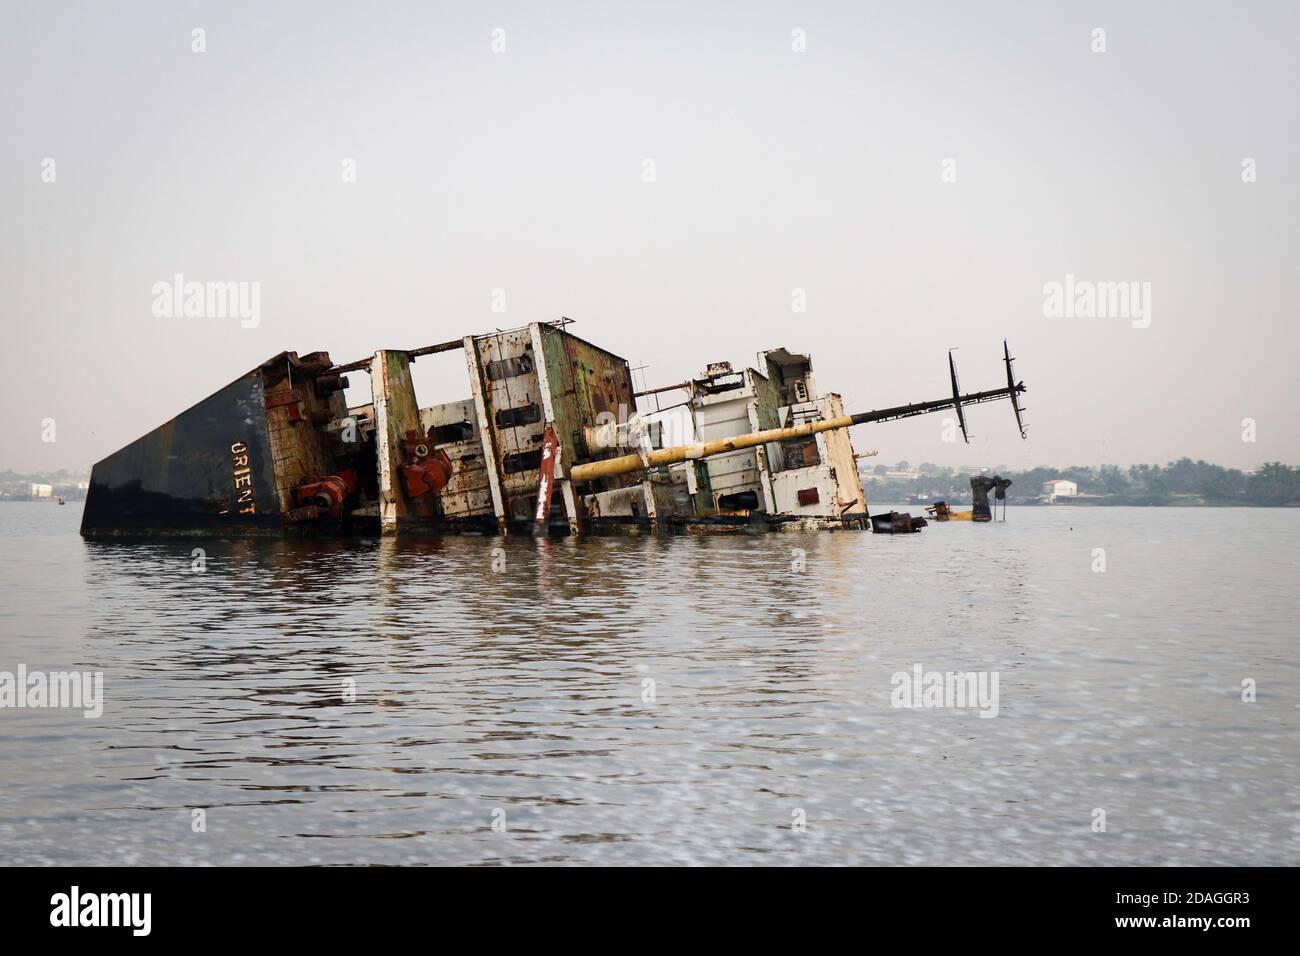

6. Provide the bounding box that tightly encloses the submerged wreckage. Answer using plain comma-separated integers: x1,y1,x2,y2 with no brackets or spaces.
80,322,1028,537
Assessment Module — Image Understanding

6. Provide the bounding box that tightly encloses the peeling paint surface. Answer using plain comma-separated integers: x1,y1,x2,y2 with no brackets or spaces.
420,399,493,520
372,350,438,528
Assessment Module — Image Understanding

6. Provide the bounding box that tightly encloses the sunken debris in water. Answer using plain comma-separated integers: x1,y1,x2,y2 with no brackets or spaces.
80,321,1028,537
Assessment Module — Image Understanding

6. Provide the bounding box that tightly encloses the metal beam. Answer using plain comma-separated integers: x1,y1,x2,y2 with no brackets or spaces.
568,383,1027,483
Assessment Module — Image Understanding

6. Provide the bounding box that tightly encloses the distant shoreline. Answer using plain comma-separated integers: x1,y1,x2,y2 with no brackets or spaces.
873,499,1300,509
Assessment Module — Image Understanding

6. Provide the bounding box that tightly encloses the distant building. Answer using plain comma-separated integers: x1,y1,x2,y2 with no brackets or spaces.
1040,479,1078,502
30,483,53,499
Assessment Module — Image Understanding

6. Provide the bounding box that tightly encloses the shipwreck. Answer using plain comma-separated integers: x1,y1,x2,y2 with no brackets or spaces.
80,321,1027,537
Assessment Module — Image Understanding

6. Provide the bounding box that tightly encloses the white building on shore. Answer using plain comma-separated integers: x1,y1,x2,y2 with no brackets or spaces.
1040,479,1078,502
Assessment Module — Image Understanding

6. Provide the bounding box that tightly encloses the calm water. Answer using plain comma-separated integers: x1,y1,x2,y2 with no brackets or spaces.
1,502,1296,866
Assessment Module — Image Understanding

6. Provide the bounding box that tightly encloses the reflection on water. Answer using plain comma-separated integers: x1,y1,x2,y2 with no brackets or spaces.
1,504,1297,865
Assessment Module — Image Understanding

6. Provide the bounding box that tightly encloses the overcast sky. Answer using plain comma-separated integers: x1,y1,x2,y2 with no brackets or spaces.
2,1,1296,474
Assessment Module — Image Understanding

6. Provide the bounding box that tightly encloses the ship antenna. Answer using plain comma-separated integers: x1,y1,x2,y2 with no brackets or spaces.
1004,340,1028,439
949,349,970,444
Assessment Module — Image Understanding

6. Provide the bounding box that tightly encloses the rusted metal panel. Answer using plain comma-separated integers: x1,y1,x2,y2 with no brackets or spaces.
748,370,784,432
689,365,780,514
464,335,507,525
683,460,713,517
371,351,405,530
265,389,306,420
770,466,836,516
767,392,867,520
259,353,347,515
371,349,438,530
467,322,639,529
470,328,544,520
746,371,780,512
815,393,868,514
529,323,567,528
530,325,578,531
581,478,680,522
535,324,638,480
419,399,494,520
533,422,560,529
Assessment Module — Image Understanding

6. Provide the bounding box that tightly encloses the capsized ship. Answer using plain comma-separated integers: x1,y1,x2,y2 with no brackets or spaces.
80,322,1027,537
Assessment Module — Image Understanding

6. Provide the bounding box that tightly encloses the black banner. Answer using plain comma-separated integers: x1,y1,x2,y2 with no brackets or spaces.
1,866,1285,941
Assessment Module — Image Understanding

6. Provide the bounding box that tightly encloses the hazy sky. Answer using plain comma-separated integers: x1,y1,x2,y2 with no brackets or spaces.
2,1,1296,474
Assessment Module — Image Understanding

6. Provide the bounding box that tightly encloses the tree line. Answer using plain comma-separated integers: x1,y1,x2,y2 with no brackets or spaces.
866,459,1300,506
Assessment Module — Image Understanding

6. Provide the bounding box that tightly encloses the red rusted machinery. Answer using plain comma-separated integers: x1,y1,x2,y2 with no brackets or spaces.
399,429,453,499
289,469,359,521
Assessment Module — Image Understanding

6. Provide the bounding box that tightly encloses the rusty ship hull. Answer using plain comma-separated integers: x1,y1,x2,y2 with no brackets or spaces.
82,352,344,536
82,323,1027,538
